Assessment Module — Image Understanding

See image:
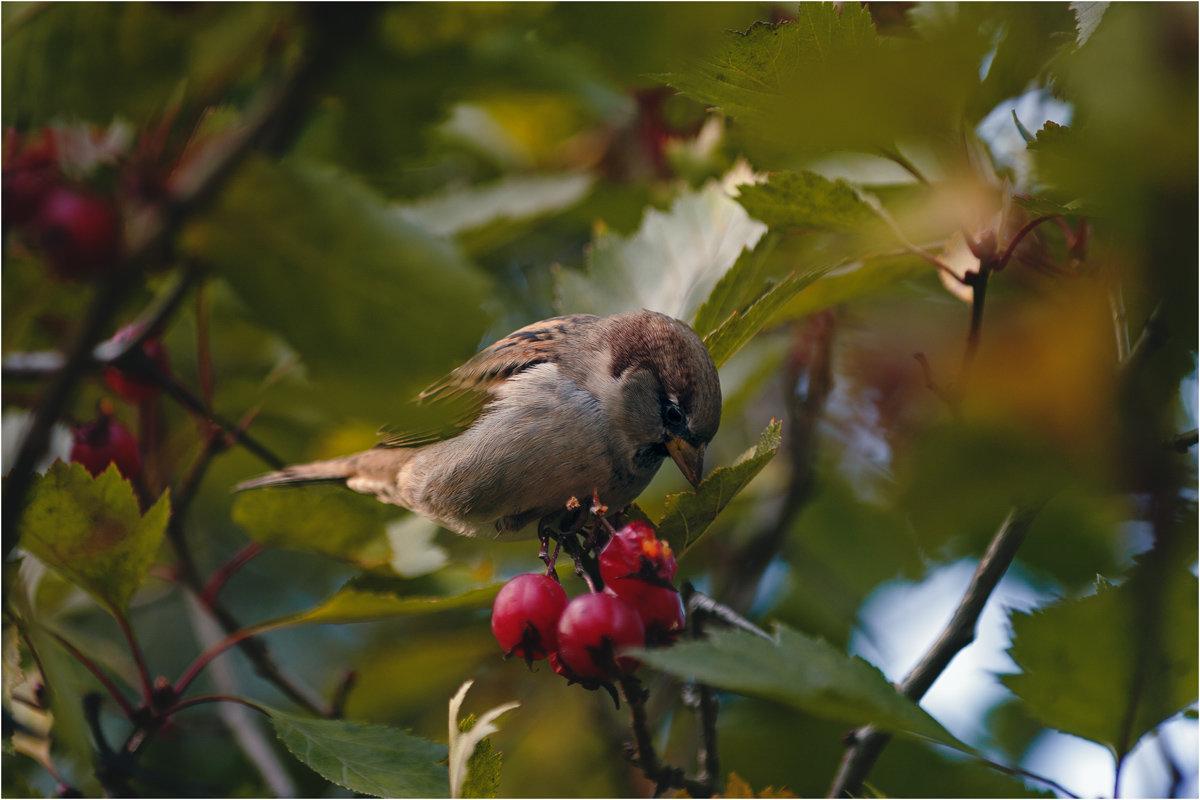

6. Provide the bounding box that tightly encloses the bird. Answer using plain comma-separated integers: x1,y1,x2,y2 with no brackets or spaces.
236,310,722,539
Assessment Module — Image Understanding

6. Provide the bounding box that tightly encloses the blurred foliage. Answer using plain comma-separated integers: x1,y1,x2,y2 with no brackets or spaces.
3,2,1197,798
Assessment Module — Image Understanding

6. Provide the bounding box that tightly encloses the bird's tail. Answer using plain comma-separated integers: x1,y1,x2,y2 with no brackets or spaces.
234,456,359,492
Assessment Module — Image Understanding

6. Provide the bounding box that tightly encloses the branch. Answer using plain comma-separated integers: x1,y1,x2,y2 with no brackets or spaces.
828,503,1043,798
684,588,772,641
685,585,721,789
3,341,286,471
958,263,993,391
618,674,715,797
0,20,323,561
1166,428,1198,453
716,314,835,614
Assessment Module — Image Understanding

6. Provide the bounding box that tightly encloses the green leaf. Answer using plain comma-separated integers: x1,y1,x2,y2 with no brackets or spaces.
232,486,385,565
636,625,965,749
736,171,876,233
702,270,826,368
460,733,502,799
186,157,492,421
16,462,169,614
771,253,928,323
270,709,449,798
3,4,285,125
655,420,781,556
658,5,975,162
1002,561,1199,757
555,181,767,322
448,681,518,799
264,573,506,630
691,232,780,339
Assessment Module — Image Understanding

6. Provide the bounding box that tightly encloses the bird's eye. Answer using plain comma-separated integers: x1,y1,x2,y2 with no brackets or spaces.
664,402,685,427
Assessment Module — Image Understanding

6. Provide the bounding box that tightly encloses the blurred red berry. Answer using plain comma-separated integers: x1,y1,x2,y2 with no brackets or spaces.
35,186,122,279
599,520,677,596
555,592,644,679
491,573,568,663
103,324,170,404
608,585,685,646
2,129,59,227
70,413,141,479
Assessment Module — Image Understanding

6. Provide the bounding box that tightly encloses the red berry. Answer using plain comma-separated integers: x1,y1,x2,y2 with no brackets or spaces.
103,324,170,404
610,585,686,646
599,521,677,598
491,573,568,663
35,186,121,279
555,592,645,679
2,129,59,227
547,651,572,679
70,414,141,479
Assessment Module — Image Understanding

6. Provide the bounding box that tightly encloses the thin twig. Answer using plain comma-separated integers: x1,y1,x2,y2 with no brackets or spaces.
856,188,966,285
685,587,721,789
957,263,992,393
0,264,202,382
164,425,224,589
328,670,358,719
163,693,270,717
107,601,155,709
828,503,1043,798
993,215,1058,273
200,543,264,608
174,625,264,700
48,631,137,720
618,675,714,797
716,314,835,614
684,589,772,641
143,358,285,469
176,593,298,797
962,750,1079,798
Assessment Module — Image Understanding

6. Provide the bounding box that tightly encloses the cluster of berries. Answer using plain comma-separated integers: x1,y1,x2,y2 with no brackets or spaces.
491,521,685,685
68,324,172,481
5,128,175,482
3,129,124,280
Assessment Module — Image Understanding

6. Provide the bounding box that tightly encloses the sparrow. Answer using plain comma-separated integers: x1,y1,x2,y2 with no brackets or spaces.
236,310,722,539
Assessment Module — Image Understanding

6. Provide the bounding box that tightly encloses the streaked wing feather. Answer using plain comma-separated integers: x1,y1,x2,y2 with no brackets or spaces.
378,314,597,449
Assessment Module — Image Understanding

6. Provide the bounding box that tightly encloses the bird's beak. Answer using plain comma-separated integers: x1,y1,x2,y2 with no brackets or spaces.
666,437,705,488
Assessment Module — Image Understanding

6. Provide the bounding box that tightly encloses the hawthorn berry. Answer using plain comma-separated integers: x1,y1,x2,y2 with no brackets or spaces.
609,585,685,646
103,324,170,404
491,573,568,663
70,412,141,479
599,520,676,596
555,591,644,680
2,129,58,227
35,186,122,279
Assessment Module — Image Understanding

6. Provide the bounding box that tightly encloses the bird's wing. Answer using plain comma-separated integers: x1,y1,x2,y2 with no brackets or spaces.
376,314,598,449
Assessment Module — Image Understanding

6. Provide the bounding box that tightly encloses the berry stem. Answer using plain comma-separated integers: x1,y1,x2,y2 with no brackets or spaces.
200,542,263,608
107,601,156,709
